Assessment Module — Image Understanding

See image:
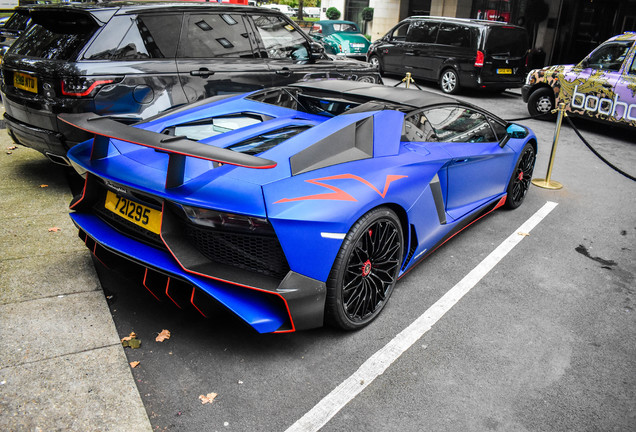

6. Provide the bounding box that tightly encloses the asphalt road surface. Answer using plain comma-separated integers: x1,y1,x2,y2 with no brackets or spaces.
95,77,636,432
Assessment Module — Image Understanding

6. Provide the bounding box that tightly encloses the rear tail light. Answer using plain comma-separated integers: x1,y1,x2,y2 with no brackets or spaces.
60,76,120,97
474,50,484,67
181,205,275,235
338,44,343,52
312,24,321,33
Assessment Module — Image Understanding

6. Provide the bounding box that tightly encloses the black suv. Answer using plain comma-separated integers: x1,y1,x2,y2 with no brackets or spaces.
367,16,529,94
1,2,380,165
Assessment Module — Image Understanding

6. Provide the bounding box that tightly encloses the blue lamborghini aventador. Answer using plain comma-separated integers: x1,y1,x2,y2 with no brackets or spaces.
62,80,537,333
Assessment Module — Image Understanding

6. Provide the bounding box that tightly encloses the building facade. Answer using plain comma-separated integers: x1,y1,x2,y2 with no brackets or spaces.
320,0,636,66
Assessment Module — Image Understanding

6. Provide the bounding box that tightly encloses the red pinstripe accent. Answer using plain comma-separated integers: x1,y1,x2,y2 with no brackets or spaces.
142,268,162,301
164,278,182,309
69,176,89,210
399,195,507,280
158,201,295,332
190,287,207,318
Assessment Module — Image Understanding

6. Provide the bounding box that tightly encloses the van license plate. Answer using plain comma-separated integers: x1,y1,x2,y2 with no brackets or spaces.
104,190,162,234
497,68,512,75
13,71,37,93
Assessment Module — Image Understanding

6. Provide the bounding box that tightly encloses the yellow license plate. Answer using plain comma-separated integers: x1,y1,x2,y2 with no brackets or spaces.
13,71,37,93
497,68,512,74
104,190,162,235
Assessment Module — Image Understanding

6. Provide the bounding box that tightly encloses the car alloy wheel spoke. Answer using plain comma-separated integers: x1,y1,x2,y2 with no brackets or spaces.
342,218,401,321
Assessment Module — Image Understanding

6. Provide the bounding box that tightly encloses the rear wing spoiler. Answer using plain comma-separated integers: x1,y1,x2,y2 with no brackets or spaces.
59,113,277,188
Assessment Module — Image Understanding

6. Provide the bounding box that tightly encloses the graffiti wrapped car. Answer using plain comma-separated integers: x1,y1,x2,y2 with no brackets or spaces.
523,32,636,127
63,80,537,333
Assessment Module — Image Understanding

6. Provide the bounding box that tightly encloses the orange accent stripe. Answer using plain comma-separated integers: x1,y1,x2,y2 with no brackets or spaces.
190,287,207,318
164,278,182,309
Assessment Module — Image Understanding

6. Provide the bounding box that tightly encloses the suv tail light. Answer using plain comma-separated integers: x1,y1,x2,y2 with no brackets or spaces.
60,76,119,97
474,50,484,67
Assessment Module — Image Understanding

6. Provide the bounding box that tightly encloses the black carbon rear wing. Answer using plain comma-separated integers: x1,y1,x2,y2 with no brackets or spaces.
59,113,277,188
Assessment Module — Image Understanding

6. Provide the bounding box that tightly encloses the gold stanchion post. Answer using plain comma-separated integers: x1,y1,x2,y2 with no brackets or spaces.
532,102,565,190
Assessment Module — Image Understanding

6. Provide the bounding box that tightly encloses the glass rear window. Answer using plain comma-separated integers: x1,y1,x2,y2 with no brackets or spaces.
84,14,181,60
170,114,263,141
485,27,528,58
226,125,310,156
9,11,98,60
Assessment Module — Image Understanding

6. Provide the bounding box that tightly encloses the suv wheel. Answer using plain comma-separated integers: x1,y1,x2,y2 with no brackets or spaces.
527,87,556,120
440,69,460,94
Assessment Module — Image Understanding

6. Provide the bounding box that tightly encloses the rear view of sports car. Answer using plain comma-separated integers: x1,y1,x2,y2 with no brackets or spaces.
63,81,537,333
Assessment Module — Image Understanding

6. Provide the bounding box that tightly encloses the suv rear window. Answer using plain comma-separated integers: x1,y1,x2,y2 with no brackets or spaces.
485,27,528,58
84,15,181,60
3,11,30,32
10,11,98,60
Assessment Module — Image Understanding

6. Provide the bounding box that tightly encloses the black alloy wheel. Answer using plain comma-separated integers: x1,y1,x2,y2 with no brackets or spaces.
504,142,536,209
325,207,404,330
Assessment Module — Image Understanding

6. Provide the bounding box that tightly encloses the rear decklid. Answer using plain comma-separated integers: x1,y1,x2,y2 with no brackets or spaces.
480,25,529,84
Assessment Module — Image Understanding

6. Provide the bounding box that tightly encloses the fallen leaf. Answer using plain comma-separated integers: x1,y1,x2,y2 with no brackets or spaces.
6,151,12,155
199,392,218,405
121,332,141,349
48,227,61,232
130,361,140,368
121,332,137,342
518,232,530,237
40,184,49,188
155,329,171,342
7,146,17,150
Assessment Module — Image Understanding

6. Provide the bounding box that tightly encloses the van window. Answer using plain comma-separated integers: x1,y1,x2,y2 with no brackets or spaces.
586,41,633,72
406,21,439,43
84,15,181,60
436,23,471,48
179,13,255,58
485,27,528,57
9,11,98,60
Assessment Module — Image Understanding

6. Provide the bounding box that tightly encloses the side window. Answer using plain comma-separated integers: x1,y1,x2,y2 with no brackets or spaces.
84,14,181,60
586,41,633,71
403,112,437,142
424,106,496,143
406,21,439,43
436,23,471,48
179,13,255,59
490,119,508,141
630,56,636,75
252,15,309,62
390,23,409,41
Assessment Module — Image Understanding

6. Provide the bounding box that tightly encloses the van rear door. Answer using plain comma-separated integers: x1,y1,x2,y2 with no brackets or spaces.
480,26,528,85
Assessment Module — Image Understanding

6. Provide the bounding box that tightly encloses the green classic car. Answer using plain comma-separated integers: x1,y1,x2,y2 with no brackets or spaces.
309,20,370,60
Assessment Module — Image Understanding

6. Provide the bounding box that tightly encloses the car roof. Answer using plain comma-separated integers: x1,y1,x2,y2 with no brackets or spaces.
316,20,357,25
406,15,526,30
25,1,268,15
289,80,457,109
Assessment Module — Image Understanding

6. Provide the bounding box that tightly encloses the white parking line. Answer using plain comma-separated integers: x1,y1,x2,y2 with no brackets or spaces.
285,201,559,432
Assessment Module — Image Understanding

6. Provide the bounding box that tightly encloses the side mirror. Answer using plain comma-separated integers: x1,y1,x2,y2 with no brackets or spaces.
500,124,528,148
310,42,325,59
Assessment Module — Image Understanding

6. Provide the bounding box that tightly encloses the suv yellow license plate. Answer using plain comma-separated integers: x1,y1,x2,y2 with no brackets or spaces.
497,68,512,74
104,190,162,234
13,71,38,93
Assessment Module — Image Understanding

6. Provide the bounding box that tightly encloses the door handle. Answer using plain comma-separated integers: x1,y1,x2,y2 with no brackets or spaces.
276,67,292,76
190,68,214,78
